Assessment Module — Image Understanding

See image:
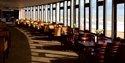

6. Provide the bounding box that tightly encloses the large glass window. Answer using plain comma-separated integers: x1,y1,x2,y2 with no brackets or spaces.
53,10,56,22
76,0,79,5
67,1,70,26
52,4,56,22
106,0,112,37
80,0,84,30
76,8,79,27
92,0,96,33
117,4,124,39
43,6,46,21
39,6,42,20
98,6,103,30
41,5,43,21
85,0,89,3
68,9,70,26
60,10,63,23
48,5,51,21
64,1,67,26
35,6,38,20
85,7,89,30
60,2,64,23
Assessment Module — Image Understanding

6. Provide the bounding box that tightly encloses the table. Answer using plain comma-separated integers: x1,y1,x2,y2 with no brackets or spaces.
77,38,112,63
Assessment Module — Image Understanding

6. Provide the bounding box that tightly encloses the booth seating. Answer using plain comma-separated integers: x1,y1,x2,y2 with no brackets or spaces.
0,37,8,63
0,22,6,29
0,29,10,63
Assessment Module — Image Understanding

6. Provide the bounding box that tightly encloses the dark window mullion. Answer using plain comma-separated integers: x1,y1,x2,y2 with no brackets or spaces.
74,0,76,24
84,0,86,30
59,2,61,21
96,0,99,30
79,0,81,28
63,1,65,25
103,0,107,36
55,3,57,22
62,2,64,24
70,0,72,27
114,2,117,39
67,1,68,26
124,3,125,40
89,0,92,32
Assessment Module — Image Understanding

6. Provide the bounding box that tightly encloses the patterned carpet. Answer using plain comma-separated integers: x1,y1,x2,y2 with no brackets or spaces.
5,25,78,63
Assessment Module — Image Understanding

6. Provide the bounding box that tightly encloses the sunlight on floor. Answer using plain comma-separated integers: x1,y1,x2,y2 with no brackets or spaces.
16,27,78,63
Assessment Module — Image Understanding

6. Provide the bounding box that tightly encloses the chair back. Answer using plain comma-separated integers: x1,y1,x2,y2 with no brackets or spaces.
44,25,49,32
95,43,107,63
106,42,120,61
54,27,61,36
61,26,68,33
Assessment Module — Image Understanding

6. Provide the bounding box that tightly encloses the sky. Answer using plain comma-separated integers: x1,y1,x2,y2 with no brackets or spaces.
62,0,124,16
80,0,124,16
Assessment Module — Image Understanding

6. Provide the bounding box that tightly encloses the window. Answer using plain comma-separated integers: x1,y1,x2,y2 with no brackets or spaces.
85,7,89,30
117,4,124,39
92,0,96,33
98,6,103,30
80,0,84,30
106,0,112,37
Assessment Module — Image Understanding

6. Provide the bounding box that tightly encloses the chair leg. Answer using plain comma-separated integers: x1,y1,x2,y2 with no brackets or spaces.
3,51,5,63
6,48,9,58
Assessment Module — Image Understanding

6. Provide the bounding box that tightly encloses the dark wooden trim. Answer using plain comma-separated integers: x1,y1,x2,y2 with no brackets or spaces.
41,5,43,21
59,3,61,21
74,0,76,24
97,1,104,6
96,0,98,30
63,1,65,24
85,3,90,7
116,0,125,4
53,8,56,10
39,9,41,11
84,0,86,30
48,8,50,10
89,0,92,32
75,5,79,8
67,1,68,26
78,0,81,28
60,7,64,9
70,0,72,27
55,3,57,22
114,1,117,39
124,2,125,40
103,0,107,36
67,5,70,8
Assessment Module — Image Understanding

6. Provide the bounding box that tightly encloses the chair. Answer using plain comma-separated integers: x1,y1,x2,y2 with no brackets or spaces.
0,37,9,63
105,42,120,63
61,26,68,33
54,27,61,37
48,25,54,39
91,43,107,63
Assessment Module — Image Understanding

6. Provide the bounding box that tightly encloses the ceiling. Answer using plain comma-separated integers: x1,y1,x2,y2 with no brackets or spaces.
0,0,62,9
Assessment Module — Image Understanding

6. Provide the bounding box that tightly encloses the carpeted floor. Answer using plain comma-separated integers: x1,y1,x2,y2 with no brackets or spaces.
5,25,78,63
5,26,31,63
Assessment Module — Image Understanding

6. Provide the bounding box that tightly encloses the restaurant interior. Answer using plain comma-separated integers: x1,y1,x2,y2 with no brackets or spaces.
0,0,125,63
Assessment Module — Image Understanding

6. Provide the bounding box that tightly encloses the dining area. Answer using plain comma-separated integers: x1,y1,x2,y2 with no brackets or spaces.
60,27,121,63
15,19,125,63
